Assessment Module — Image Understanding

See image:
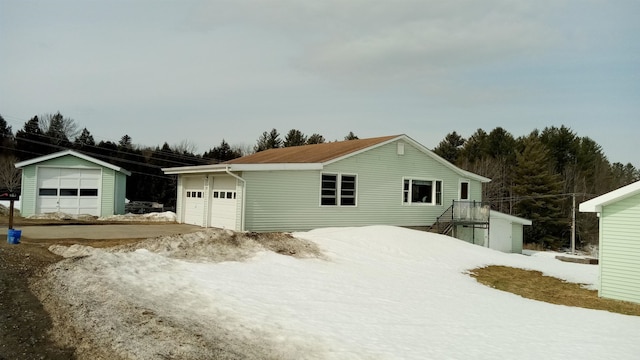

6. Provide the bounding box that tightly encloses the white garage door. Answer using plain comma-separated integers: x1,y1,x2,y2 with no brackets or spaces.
210,190,237,229
210,176,238,230
182,176,206,226
37,167,101,216
184,189,205,226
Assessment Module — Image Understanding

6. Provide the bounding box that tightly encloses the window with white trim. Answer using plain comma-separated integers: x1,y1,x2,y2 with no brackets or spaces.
403,178,442,205
321,173,357,206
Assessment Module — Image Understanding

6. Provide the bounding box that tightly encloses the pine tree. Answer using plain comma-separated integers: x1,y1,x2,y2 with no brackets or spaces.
203,139,242,162
306,133,325,144
513,134,565,248
74,128,96,149
344,131,359,140
254,129,282,152
283,129,307,147
15,116,51,159
433,131,465,164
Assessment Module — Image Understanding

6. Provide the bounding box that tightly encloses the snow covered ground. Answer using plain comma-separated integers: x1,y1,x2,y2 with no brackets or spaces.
40,226,639,359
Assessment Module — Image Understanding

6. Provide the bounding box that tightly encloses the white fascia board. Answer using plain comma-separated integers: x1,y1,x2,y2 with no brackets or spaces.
579,180,640,213
162,164,227,175
163,163,323,175
15,149,131,176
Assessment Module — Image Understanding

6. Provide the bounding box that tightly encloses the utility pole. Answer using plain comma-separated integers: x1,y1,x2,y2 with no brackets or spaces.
571,193,576,255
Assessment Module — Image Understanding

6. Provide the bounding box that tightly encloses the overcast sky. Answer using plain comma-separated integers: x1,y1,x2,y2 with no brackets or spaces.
1,0,638,165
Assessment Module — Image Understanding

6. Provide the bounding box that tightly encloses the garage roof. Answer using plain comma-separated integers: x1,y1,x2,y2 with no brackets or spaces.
579,180,640,213
15,150,131,176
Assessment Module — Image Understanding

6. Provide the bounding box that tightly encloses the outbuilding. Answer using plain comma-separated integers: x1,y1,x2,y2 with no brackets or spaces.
163,135,491,236
579,181,640,304
487,210,532,253
15,150,130,217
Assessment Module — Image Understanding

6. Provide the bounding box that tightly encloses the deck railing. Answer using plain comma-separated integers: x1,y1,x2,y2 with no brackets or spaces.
433,200,490,235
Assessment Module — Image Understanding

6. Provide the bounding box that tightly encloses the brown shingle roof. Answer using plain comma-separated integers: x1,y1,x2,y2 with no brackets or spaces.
225,135,400,164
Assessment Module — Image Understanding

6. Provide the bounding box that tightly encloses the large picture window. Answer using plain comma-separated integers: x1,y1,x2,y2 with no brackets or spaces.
321,173,357,206
403,178,442,205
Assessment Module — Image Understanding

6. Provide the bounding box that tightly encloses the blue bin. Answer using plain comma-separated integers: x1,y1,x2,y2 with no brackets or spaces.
7,229,21,244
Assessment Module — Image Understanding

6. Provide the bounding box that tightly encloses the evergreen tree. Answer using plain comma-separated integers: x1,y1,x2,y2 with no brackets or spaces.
15,116,51,159
254,129,282,152
459,128,489,163
119,134,133,150
0,114,15,154
513,134,565,248
344,131,359,140
74,128,95,149
306,133,326,144
203,139,242,162
433,131,465,164
283,129,307,147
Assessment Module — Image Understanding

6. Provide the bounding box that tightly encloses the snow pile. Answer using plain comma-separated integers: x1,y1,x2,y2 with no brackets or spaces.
98,211,178,222
24,211,178,222
27,211,96,221
35,226,640,360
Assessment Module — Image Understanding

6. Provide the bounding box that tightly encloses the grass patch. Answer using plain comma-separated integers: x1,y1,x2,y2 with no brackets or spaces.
469,265,640,316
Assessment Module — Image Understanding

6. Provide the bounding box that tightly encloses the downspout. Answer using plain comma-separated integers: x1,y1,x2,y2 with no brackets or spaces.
225,166,246,232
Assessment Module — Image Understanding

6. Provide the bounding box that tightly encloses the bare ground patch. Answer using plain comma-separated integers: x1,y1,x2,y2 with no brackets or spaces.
469,265,640,316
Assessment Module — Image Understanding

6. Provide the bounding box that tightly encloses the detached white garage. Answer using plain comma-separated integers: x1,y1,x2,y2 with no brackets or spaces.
15,150,130,217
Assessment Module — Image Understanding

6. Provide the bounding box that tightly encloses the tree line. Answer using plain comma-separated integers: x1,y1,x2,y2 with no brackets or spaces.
3,112,638,249
0,113,358,208
433,126,639,249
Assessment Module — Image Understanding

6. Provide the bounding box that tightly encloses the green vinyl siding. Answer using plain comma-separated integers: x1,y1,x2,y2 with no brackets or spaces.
243,140,484,232
114,172,127,214
599,193,640,303
19,166,37,215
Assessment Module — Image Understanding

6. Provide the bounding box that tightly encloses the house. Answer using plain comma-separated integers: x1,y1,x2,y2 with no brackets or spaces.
579,181,640,304
163,135,491,236
15,150,131,217
487,210,532,253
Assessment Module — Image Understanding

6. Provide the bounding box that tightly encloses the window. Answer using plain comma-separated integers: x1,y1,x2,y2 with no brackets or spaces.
403,179,442,205
321,173,357,206
60,188,78,196
80,189,98,196
460,181,469,200
39,188,57,196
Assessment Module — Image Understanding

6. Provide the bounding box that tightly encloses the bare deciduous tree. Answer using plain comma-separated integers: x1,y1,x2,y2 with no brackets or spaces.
0,155,22,192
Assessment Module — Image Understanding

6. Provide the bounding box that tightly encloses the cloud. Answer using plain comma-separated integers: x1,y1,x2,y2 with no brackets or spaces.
188,0,563,87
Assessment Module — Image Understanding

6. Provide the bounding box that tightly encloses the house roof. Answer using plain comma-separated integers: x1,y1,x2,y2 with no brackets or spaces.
490,210,532,225
579,180,640,213
225,135,399,164
15,150,131,176
163,134,490,182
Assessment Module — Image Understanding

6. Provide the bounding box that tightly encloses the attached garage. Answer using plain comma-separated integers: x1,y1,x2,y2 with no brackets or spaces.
171,172,241,230
15,150,130,217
